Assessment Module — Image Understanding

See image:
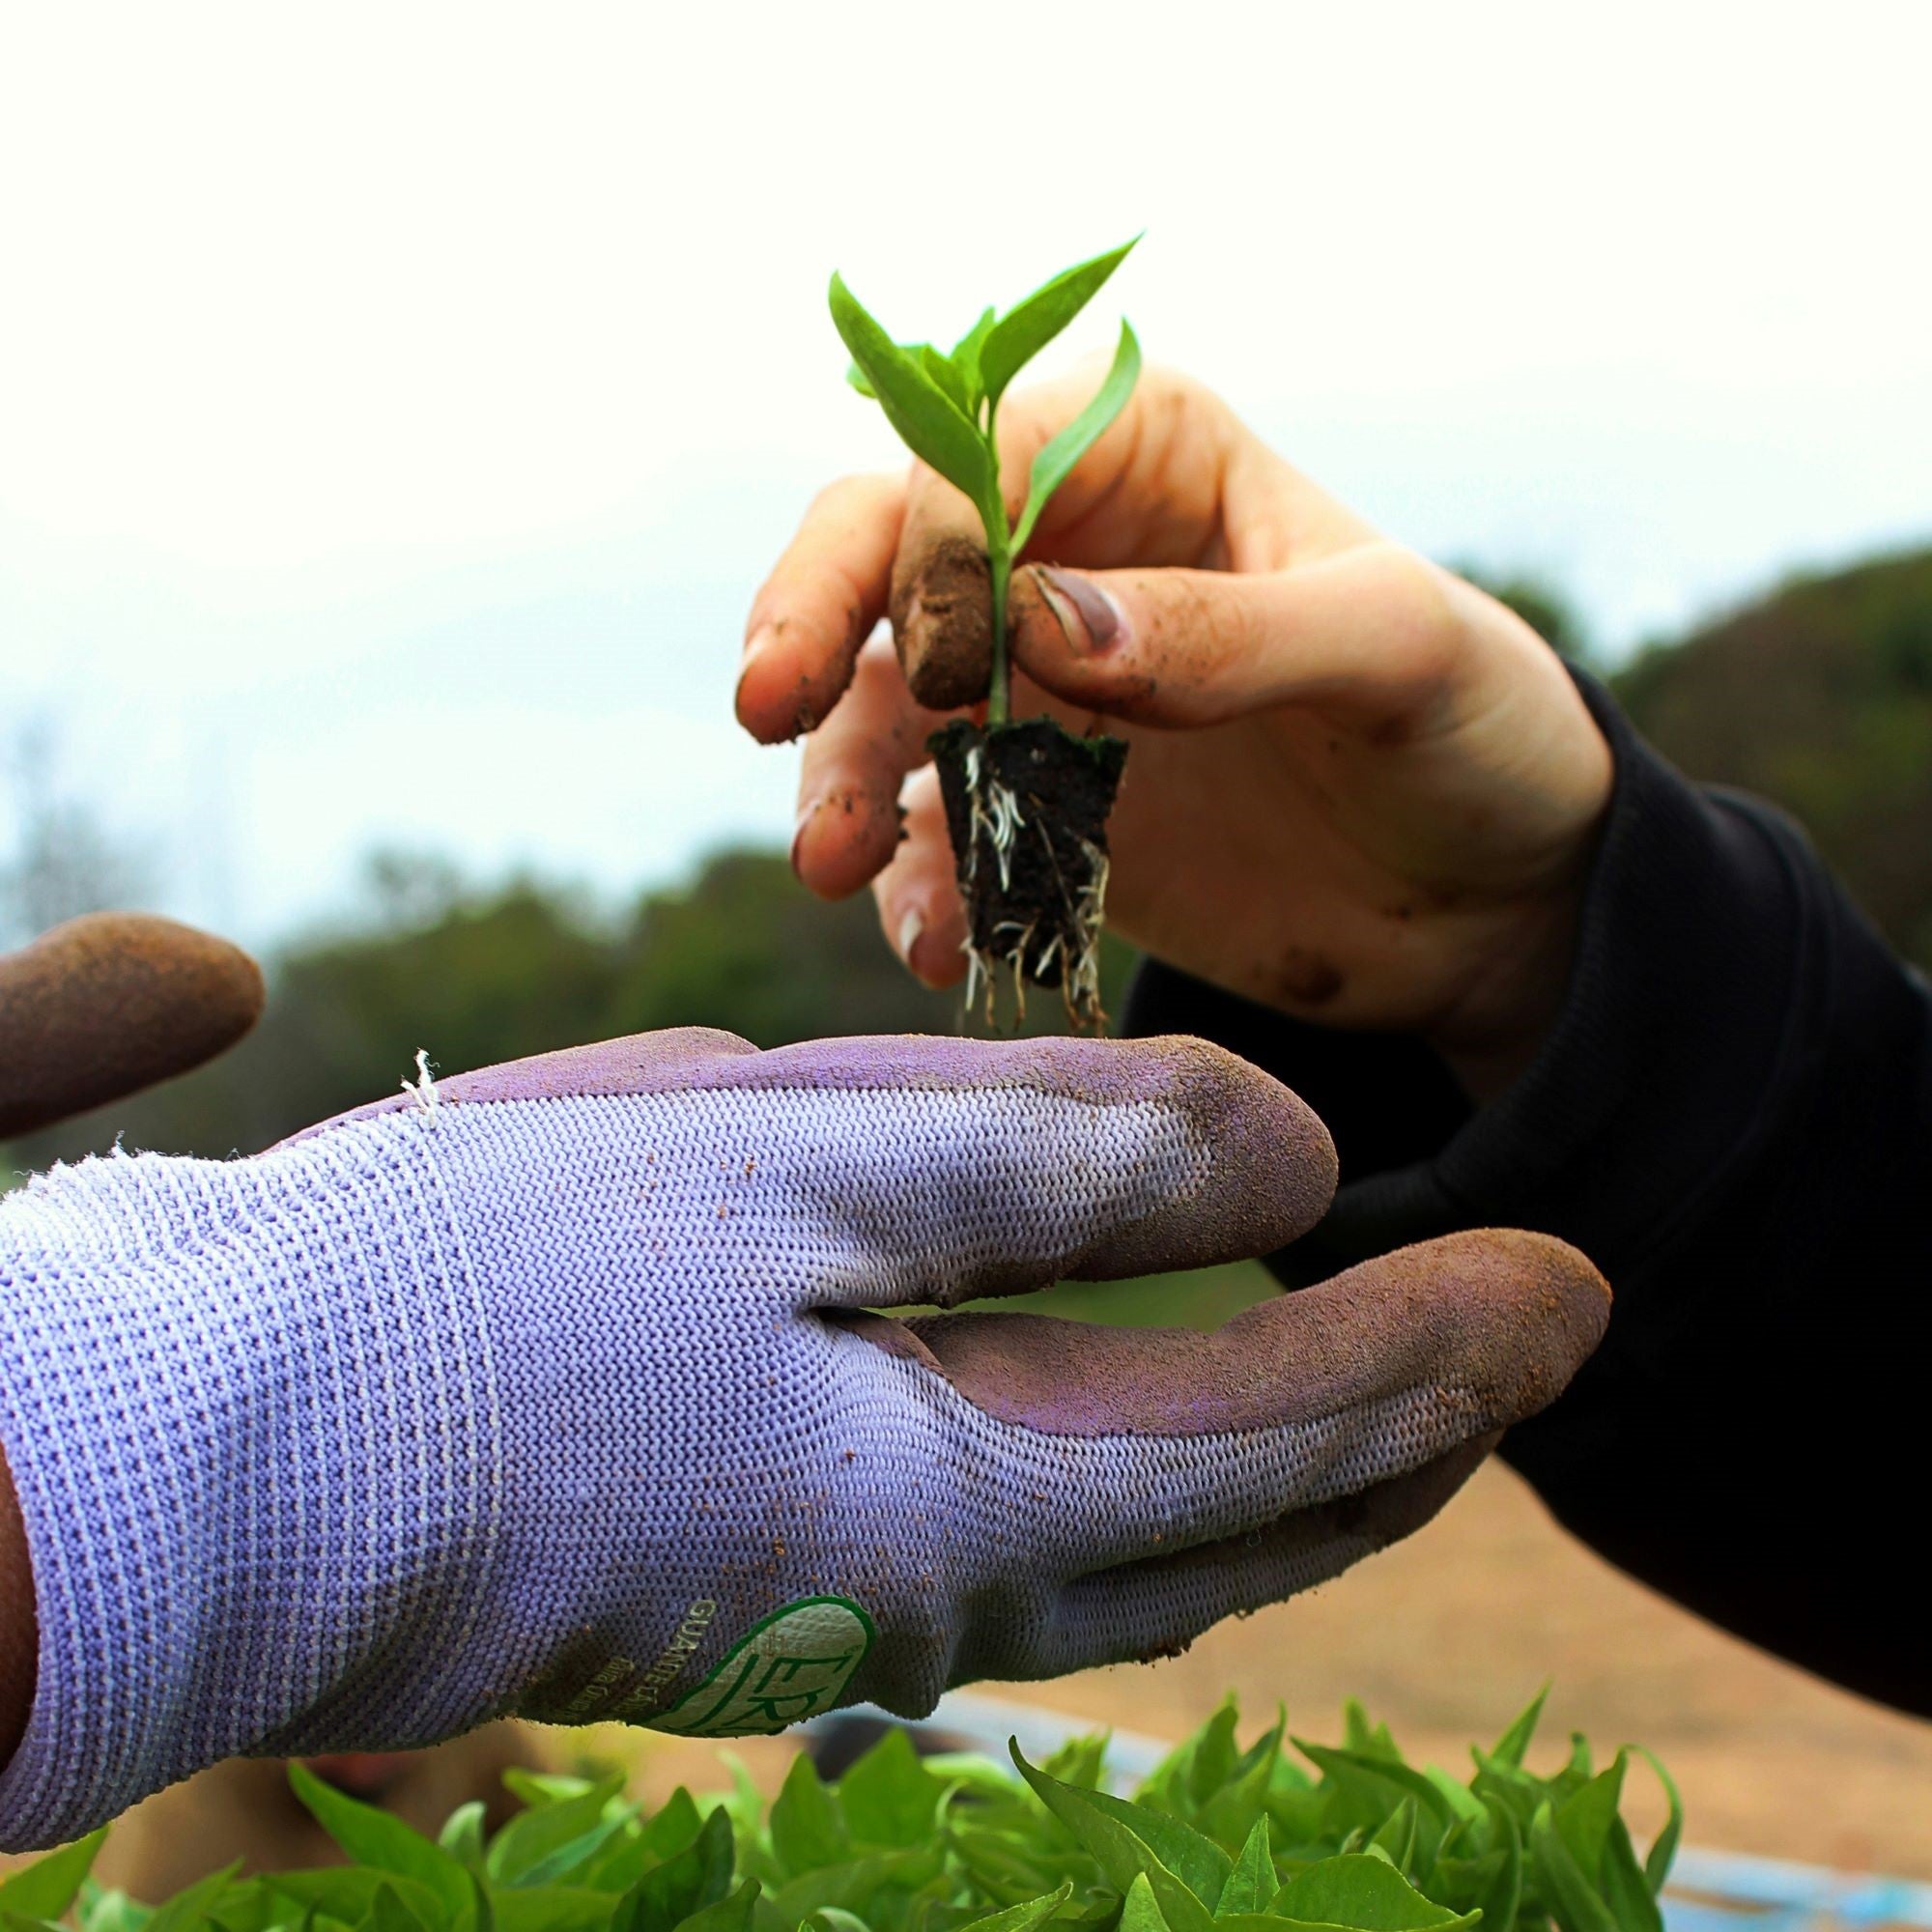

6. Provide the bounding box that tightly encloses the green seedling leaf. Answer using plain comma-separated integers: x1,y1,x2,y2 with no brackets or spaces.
613,1806,732,1932
1292,1744,1458,1835
1465,1751,1540,1834
1270,1857,1476,1932
830,275,995,519
79,1893,151,1932
509,1814,640,1897
846,362,876,400
1631,1750,1682,1894
268,1872,445,1932
290,1769,474,1929
438,1805,487,1876
1367,1800,1418,1875
1526,1802,1617,1932
763,1850,941,1930
952,307,998,412
483,1894,611,1932
1553,1736,1593,1800
770,1752,852,1875
367,1887,428,1932
1546,1759,1662,1932
639,1790,706,1863
488,1774,629,1886
1421,1770,1486,1833
1151,1698,1241,1812
147,1867,243,1932
1012,1741,1232,1907
1009,321,1141,554
0,1829,110,1919
1119,1875,1169,1932
204,1877,282,1932
1551,1756,1626,1882
1487,1690,1549,1773
1195,1708,1289,1854
978,238,1139,410
838,1728,945,1848
951,1883,1074,1932
1597,1828,1663,1932
675,1879,759,1932
920,345,974,416
503,1773,596,1809
1475,1797,1522,1932
1340,1705,1403,1767
1216,1821,1276,1918
1040,1731,1111,1793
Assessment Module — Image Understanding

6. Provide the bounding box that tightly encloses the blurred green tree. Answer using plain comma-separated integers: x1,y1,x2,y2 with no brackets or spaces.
1613,544,1932,966
4,845,1140,1169
13,539,1932,1182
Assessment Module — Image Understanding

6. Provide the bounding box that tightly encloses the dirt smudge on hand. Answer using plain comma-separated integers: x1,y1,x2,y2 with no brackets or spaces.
1274,946,1346,1007
893,535,992,709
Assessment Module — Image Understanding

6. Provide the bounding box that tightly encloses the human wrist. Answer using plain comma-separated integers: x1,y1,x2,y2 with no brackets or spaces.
1428,875,1594,1104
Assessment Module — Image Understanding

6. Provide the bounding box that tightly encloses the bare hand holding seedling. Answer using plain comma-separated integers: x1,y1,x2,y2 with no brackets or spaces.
742,351,1614,1091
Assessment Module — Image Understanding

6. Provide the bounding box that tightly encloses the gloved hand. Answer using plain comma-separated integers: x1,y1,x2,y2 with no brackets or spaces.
0,909,267,1831
0,1026,1607,1850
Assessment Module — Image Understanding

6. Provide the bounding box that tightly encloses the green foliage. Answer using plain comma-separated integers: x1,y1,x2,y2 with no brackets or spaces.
1009,325,1141,557
2,1701,1694,1932
829,240,1141,724
22,1702,1662,1932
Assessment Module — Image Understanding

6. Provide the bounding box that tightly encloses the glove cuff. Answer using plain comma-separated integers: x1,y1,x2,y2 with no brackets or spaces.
0,1120,503,1850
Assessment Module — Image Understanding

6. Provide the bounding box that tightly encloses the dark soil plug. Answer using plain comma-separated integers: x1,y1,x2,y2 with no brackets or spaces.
930,717,1128,1031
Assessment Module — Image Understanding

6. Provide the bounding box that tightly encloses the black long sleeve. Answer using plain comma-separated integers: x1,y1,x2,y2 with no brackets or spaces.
1126,676,1931,1715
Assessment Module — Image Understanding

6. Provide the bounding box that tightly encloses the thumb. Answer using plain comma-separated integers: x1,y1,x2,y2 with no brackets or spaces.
1008,544,1458,728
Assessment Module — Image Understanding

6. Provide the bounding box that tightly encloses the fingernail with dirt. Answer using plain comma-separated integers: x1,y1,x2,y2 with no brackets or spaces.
1034,564,1122,654
897,907,925,970
790,799,819,873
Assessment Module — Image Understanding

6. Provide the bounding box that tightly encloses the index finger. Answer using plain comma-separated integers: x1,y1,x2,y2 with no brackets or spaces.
737,471,905,744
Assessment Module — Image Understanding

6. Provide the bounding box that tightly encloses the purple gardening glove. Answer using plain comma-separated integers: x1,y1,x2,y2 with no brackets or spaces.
0,1028,1607,1849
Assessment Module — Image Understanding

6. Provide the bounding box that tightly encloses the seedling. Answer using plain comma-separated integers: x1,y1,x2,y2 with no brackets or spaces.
830,239,1141,1029
8,1690,1683,1932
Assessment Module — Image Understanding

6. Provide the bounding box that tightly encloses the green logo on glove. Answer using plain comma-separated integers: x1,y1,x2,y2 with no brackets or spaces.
646,1596,876,1736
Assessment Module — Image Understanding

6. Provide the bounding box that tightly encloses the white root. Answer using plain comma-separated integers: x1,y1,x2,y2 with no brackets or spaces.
958,751,1113,1032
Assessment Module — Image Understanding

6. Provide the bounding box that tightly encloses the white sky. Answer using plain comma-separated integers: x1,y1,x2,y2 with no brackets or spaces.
4,1,1928,943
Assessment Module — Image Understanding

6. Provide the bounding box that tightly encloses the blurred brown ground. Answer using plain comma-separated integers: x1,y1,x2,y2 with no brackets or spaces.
989,1459,1932,1880
624,1460,1932,1883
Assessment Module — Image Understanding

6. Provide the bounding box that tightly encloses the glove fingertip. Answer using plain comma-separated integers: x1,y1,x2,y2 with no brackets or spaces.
0,913,266,1136
1058,1034,1338,1279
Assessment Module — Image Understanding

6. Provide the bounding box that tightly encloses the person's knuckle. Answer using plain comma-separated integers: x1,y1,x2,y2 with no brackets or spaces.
806,471,872,523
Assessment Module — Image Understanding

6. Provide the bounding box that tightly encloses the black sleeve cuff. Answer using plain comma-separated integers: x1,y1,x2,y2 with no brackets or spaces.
1127,672,1932,1712
1127,671,1811,1298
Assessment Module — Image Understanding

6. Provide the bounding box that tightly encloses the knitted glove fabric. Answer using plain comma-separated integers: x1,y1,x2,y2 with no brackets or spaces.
0,1027,1608,1849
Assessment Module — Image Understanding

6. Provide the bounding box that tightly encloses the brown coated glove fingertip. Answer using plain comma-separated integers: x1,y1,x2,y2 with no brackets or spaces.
0,912,267,1136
